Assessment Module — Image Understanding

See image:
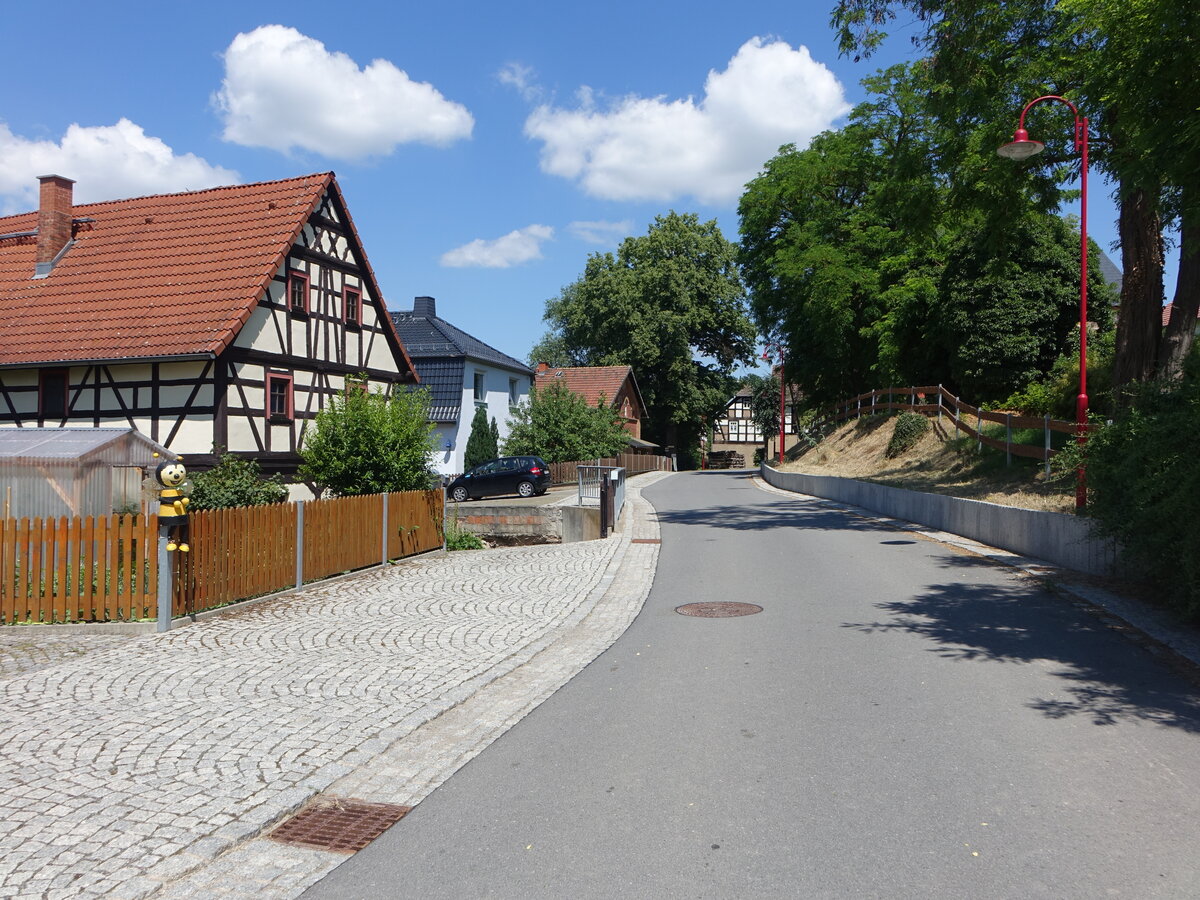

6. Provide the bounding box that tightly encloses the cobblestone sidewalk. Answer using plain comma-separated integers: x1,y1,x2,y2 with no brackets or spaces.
0,474,669,900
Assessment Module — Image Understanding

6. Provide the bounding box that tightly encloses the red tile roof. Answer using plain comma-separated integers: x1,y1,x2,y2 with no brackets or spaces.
535,365,638,409
0,173,335,366
1161,303,1200,327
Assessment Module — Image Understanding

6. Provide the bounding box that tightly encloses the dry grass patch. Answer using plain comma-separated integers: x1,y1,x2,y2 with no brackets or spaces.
781,416,1074,513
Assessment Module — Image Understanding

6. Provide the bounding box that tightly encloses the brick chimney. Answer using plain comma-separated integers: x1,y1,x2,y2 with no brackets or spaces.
413,296,436,318
36,175,75,277
536,362,549,374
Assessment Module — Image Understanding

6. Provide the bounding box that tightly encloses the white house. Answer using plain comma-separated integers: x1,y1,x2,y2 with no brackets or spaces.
390,297,532,476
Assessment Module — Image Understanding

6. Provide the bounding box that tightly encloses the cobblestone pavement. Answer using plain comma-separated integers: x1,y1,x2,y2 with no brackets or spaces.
0,474,669,900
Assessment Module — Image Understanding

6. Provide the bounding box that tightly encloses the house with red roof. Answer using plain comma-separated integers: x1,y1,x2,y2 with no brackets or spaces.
0,173,418,485
533,364,650,446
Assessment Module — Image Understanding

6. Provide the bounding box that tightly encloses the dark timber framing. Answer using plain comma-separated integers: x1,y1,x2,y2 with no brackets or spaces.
0,181,416,479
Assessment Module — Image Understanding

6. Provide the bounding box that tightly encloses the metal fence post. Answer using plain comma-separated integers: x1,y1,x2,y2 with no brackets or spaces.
156,525,172,633
599,475,610,539
1006,413,1012,466
937,385,943,424
1045,415,1052,475
381,493,389,565
295,501,305,590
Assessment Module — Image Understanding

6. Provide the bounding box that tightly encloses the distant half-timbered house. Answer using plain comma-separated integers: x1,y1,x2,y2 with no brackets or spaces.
0,173,418,483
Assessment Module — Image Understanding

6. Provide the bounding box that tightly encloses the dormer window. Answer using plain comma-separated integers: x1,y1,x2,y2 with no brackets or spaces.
287,270,309,315
344,287,362,327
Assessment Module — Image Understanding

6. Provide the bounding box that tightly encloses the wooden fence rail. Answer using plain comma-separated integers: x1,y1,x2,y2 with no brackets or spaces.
548,452,672,486
809,385,1079,470
1,489,444,625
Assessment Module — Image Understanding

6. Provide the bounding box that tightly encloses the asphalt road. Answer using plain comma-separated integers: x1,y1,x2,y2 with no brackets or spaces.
305,470,1200,899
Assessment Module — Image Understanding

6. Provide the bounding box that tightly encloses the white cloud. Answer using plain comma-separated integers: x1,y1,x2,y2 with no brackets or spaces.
440,225,554,268
524,37,850,205
568,219,633,245
497,62,543,103
0,119,239,213
214,25,473,159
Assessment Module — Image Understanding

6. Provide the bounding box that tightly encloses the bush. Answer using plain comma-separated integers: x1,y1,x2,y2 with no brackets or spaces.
1069,358,1200,620
300,385,436,496
188,453,289,510
503,382,628,463
885,412,930,457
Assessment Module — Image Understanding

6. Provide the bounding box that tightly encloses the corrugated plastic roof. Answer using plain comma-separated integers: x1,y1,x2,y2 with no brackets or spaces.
0,427,170,461
0,174,333,366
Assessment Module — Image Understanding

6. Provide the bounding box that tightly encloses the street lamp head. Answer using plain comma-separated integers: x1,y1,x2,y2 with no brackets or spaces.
997,128,1045,160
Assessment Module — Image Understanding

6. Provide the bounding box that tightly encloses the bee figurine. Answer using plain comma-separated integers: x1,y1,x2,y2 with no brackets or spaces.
154,455,190,552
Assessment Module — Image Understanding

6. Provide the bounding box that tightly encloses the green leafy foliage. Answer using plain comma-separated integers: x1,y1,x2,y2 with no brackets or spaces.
444,521,485,551
299,386,436,496
1003,329,1117,418
885,412,930,457
464,405,499,470
534,212,755,465
1067,356,1200,620
187,452,289,511
503,382,629,463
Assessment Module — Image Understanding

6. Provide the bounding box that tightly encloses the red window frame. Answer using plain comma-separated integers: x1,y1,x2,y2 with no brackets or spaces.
266,373,294,422
287,270,309,314
39,369,69,421
343,286,362,326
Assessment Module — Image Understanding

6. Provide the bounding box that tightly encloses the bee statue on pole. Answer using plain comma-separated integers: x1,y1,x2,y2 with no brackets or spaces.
154,454,190,552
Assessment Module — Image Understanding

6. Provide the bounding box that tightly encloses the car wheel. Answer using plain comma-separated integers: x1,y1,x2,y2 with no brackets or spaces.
517,480,536,498
451,486,470,502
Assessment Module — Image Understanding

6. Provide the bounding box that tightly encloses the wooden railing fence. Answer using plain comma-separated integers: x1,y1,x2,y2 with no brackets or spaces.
548,452,672,485
809,385,1078,470
1,489,444,625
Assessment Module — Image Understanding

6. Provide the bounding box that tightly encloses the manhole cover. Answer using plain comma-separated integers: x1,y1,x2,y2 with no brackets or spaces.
675,602,763,618
268,798,411,853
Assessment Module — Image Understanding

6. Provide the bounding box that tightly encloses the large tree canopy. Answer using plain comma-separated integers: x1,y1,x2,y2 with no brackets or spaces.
534,212,755,465
739,63,1114,407
830,0,1200,390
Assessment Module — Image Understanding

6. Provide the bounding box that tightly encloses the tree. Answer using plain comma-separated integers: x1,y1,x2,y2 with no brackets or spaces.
299,386,436,496
463,405,498,470
188,452,289,510
503,382,630,463
740,62,1115,407
829,0,1200,390
534,212,756,466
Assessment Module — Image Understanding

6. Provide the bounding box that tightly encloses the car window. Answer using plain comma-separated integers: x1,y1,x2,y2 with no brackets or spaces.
475,461,497,475
499,458,518,472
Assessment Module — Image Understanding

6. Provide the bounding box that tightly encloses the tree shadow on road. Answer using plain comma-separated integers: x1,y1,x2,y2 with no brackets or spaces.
655,500,890,534
843,555,1200,733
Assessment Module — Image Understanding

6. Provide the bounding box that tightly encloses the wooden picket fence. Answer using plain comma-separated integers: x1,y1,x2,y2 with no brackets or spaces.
0,513,158,624
810,385,1078,468
0,489,444,625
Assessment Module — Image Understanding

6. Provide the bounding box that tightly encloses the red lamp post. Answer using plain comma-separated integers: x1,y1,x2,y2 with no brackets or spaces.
997,95,1090,510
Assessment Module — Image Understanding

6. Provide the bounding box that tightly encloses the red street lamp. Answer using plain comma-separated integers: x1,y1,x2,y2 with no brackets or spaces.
997,95,1090,510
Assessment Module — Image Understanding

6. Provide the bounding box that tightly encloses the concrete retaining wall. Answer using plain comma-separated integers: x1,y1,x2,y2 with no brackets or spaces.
761,465,1118,576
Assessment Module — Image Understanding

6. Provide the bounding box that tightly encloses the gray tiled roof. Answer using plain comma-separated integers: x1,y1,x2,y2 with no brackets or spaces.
391,312,532,374
392,304,532,425
406,358,464,423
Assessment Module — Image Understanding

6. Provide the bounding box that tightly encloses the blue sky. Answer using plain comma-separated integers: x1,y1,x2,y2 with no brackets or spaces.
3,1,1162,372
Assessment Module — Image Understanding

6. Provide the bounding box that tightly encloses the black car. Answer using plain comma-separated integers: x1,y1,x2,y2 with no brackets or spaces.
447,456,551,501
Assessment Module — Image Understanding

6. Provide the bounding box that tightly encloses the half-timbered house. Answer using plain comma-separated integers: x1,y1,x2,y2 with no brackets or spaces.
0,173,418,485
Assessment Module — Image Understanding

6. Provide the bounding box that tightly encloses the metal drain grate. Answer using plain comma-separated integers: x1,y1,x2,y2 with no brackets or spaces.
268,798,411,853
675,602,763,618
